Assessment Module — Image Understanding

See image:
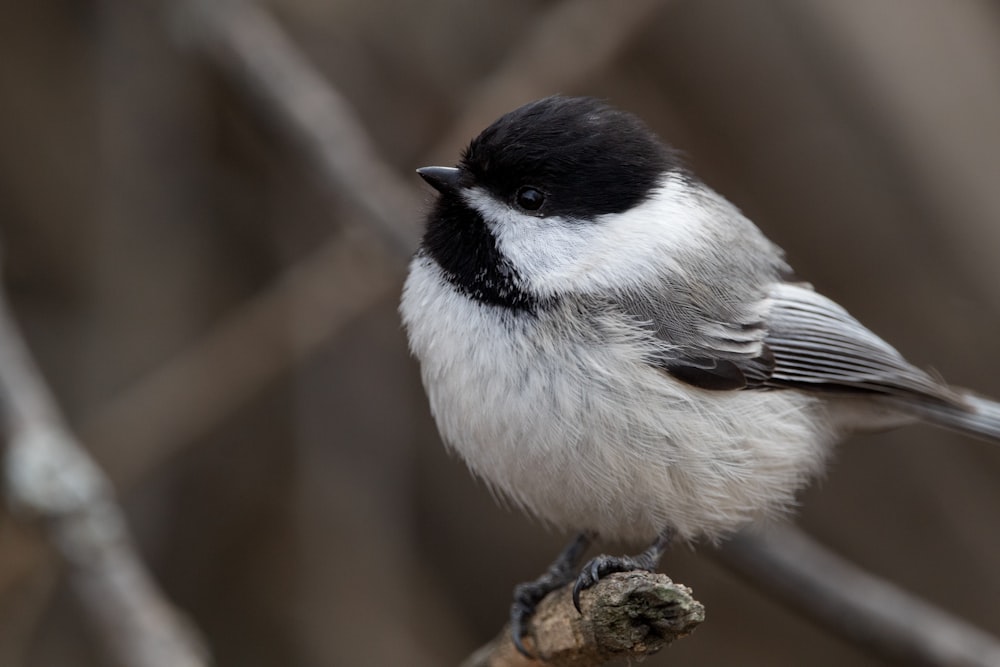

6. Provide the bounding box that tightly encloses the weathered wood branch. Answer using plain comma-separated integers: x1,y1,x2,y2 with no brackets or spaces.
461,572,704,667
0,285,209,667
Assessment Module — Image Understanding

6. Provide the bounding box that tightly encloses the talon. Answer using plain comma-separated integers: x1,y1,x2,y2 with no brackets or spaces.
510,597,535,658
511,613,535,658
589,558,604,582
511,583,544,658
572,553,647,611
512,531,672,648
572,577,586,613
508,532,593,655
571,556,608,612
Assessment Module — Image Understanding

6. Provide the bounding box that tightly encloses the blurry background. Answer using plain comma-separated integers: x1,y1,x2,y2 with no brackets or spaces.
2,0,1000,665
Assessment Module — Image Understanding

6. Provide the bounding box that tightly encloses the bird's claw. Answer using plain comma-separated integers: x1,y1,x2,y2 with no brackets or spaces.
571,553,655,612
508,532,593,657
510,580,552,658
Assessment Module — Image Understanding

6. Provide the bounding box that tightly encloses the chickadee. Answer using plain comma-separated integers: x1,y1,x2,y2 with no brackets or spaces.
399,96,1000,654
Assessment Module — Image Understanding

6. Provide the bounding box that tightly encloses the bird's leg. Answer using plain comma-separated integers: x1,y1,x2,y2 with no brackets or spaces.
510,531,593,657
572,528,673,611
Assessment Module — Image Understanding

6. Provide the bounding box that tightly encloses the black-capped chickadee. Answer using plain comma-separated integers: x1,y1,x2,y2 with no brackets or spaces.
399,96,1000,654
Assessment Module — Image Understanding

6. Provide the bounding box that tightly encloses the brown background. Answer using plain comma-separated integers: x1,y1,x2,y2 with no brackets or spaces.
1,1,999,665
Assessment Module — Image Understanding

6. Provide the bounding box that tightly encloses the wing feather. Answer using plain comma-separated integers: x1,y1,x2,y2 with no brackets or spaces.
633,279,959,405
763,283,955,402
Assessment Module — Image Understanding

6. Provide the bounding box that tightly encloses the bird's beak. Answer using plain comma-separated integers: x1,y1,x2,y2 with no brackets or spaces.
416,166,461,195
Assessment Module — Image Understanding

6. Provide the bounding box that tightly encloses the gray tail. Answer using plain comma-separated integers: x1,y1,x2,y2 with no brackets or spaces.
896,393,1000,443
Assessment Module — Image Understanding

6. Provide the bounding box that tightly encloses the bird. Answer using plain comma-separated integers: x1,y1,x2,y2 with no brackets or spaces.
398,95,1000,656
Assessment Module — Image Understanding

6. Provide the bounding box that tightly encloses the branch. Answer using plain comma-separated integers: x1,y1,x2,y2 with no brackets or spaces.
169,0,422,260
0,290,208,666
717,525,1000,667
429,0,668,160
461,572,704,667
81,230,396,489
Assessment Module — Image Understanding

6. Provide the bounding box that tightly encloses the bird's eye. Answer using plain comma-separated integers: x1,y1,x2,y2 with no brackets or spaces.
515,186,545,211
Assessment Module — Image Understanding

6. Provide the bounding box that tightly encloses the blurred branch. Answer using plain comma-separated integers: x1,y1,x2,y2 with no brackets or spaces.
0,288,208,666
718,525,1000,667
430,0,668,160
0,546,58,666
461,572,703,667
168,0,422,260
82,229,396,488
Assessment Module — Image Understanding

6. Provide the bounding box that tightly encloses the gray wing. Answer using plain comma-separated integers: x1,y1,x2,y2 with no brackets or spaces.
635,280,959,404
761,283,956,402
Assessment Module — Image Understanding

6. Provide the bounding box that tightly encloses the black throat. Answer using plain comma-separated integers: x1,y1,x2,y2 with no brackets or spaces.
421,195,538,313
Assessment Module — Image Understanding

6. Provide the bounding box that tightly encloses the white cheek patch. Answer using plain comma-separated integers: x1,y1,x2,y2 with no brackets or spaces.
464,176,720,298
462,187,587,289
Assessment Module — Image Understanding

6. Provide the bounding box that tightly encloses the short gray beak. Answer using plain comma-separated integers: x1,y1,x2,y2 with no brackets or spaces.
416,166,461,194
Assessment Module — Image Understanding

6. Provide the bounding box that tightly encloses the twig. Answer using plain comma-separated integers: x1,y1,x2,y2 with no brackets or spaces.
168,0,422,260
429,0,668,161
81,229,396,489
717,525,1000,667
461,572,704,667
0,288,208,666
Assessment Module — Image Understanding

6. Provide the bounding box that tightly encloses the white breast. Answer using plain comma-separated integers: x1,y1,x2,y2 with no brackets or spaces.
400,256,836,543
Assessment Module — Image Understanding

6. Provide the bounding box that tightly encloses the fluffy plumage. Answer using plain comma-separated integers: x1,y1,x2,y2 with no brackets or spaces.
404,249,832,541
400,95,1000,544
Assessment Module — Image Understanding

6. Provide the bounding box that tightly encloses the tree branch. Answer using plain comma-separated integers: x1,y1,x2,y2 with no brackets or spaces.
0,288,208,666
168,0,421,260
717,525,1000,667
461,571,704,667
81,230,396,489
428,0,668,160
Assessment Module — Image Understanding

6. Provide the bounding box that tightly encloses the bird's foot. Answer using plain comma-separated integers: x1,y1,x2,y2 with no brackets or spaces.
509,529,673,656
510,532,592,658
571,530,672,612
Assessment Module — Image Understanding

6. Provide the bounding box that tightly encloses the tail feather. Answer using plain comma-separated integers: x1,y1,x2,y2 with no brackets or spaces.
897,393,1000,443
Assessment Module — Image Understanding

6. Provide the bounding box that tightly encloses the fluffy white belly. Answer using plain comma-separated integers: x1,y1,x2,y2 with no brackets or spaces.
401,257,834,542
